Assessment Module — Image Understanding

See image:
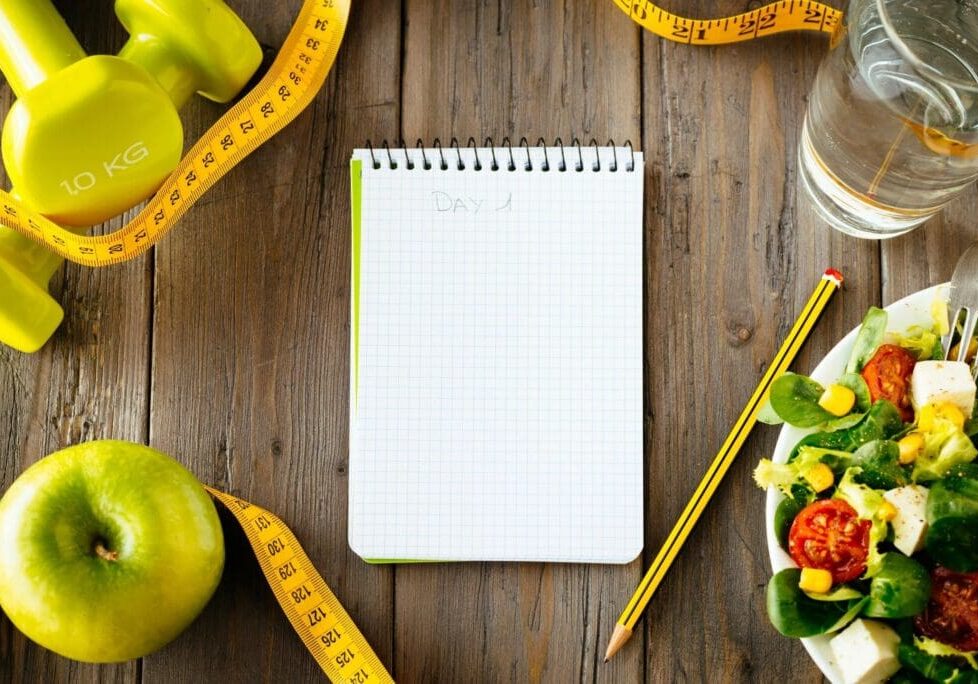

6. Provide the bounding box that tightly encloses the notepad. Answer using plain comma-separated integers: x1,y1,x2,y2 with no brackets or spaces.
349,142,644,563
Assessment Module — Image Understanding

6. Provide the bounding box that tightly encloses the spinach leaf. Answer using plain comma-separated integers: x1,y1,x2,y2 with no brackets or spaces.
790,482,816,505
947,464,978,480
926,473,978,572
838,372,873,412
766,568,866,637
774,497,803,550
769,374,835,428
852,440,910,490
864,553,931,618
851,400,906,442
805,585,864,602
899,643,978,683
757,399,784,426
823,412,866,433
788,401,904,461
827,596,872,634
846,306,888,374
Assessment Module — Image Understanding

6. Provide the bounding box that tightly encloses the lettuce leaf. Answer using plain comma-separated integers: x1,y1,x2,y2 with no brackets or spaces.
890,325,945,361
754,447,851,496
914,636,978,671
914,416,978,482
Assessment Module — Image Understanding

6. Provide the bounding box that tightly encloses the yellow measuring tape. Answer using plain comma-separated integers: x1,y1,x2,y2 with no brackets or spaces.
0,3,391,677
0,0,854,677
611,1,978,163
207,487,393,683
0,0,858,268
612,0,842,44
0,0,349,267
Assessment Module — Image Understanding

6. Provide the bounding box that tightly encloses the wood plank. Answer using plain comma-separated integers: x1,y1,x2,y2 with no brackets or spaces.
397,1,643,681
141,1,401,680
640,2,875,680
882,201,978,303
0,2,149,682
8,1,962,681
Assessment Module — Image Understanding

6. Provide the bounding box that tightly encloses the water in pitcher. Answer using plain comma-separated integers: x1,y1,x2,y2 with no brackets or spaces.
799,0,978,238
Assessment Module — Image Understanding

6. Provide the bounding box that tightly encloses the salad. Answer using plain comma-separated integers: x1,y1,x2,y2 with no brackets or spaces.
755,300,978,684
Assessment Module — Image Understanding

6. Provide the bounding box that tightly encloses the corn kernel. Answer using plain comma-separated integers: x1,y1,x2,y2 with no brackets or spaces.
918,404,936,432
935,402,964,430
803,463,835,493
898,433,924,464
879,501,898,522
950,338,978,363
919,402,966,432
818,384,856,417
943,403,966,430
799,567,833,594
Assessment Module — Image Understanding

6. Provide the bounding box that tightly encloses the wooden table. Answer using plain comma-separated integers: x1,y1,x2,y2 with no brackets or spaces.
1,1,974,681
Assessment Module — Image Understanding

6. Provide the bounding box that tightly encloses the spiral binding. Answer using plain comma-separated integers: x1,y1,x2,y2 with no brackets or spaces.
364,137,637,172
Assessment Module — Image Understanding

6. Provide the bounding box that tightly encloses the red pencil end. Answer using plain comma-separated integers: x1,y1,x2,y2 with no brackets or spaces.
823,268,844,286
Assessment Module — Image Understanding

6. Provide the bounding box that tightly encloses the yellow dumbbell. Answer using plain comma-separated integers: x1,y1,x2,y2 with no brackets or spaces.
0,0,262,353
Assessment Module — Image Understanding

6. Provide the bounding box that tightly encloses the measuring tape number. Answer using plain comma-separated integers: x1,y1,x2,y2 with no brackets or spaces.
0,0,350,267
0,0,843,267
208,487,393,683
0,2,391,677
612,0,842,44
0,0,863,679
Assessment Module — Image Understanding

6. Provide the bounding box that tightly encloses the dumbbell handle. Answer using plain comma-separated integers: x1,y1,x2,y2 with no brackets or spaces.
0,2,86,303
118,39,195,109
0,0,86,98
0,207,62,283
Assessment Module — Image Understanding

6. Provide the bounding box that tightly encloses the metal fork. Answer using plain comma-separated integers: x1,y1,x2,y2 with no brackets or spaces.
943,242,978,375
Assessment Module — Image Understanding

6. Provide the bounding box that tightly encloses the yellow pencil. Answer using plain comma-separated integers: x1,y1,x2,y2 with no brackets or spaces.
604,268,845,662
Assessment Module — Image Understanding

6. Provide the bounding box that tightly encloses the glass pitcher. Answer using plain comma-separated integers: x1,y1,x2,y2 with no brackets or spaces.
799,0,978,238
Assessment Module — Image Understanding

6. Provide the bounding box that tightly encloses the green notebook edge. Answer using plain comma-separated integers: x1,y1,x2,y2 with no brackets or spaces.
350,157,362,403
352,158,440,565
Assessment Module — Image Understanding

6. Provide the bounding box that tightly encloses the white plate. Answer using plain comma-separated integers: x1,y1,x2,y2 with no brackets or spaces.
764,284,947,683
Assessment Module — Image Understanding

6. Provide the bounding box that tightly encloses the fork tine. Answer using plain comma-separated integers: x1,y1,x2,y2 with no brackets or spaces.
958,308,977,364
943,305,964,361
943,243,978,369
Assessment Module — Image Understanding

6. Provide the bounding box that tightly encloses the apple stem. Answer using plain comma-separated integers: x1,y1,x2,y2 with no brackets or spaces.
93,540,119,562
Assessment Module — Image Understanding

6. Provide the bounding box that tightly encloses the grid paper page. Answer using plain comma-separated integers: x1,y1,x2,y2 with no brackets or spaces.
349,146,643,563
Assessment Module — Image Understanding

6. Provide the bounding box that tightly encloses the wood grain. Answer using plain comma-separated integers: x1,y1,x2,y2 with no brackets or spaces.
641,2,873,681
0,2,148,682
3,0,973,682
142,1,400,681
881,203,978,304
398,2,643,682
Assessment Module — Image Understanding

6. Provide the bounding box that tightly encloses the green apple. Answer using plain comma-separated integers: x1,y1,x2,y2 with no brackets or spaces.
0,440,224,662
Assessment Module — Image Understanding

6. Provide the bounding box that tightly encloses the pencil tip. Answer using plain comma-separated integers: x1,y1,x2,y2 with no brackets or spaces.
604,624,632,663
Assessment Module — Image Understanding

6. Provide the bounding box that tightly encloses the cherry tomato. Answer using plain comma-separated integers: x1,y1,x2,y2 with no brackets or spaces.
915,567,978,652
788,499,871,584
861,344,917,422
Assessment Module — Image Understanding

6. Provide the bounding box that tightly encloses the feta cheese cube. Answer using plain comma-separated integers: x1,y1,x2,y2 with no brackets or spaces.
829,619,901,684
911,360,977,418
883,485,929,557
